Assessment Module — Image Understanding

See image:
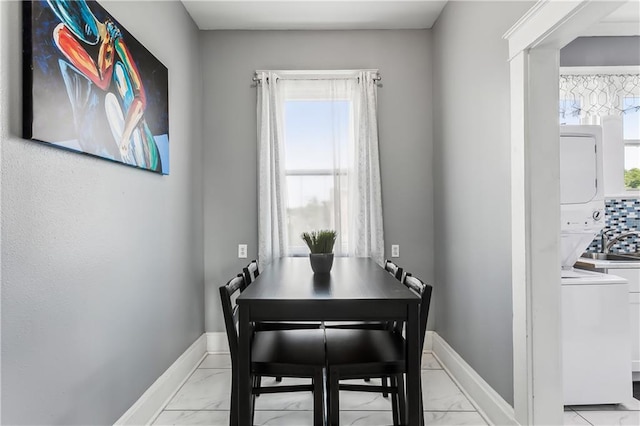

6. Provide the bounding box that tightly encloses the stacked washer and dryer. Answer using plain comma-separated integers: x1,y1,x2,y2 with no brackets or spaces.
560,125,632,405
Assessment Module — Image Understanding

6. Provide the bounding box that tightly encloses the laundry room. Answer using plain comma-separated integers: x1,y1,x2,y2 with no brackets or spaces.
558,31,640,412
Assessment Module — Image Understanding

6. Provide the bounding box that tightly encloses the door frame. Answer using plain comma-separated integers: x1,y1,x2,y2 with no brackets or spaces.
503,1,628,424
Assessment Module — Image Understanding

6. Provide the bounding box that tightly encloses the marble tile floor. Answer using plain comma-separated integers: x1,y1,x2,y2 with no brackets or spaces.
564,398,640,426
153,353,488,425
153,352,640,425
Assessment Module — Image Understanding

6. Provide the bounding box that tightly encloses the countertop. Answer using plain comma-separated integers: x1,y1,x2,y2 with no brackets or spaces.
575,257,640,270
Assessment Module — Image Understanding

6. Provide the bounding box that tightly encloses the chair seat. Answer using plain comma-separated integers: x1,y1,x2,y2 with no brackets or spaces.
325,329,405,366
252,329,326,367
323,320,390,330
254,321,323,331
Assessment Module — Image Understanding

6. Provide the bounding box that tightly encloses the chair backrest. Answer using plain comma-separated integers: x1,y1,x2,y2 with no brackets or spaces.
384,259,403,281
402,274,433,351
242,260,260,290
219,274,246,361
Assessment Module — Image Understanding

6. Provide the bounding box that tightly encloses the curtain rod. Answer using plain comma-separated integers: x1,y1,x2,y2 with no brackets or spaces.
252,70,382,84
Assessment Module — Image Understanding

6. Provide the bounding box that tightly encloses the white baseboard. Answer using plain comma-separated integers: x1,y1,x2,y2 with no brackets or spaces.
114,334,207,426
432,333,517,426
424,330,434,352
206,331,229,353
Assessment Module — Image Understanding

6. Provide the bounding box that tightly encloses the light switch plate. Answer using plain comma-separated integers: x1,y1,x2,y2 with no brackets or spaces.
391,245,399,258
238,244,247,259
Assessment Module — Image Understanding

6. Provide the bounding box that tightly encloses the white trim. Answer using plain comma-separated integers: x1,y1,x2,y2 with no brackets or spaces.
503,0,584,60
432,333,516,426
423,330,434,352
113,334,207,426
606,193,640,199
560,65,640,75
502,0,548,41
206,331,230,353
504,1,626,60
504,1,628,424
529,48,565,426
508,51,532,426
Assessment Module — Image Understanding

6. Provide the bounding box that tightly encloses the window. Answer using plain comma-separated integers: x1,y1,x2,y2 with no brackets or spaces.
624,96,640,189
256,70,384,265
282,80,354,256
560,99,581,125
559,68,640,191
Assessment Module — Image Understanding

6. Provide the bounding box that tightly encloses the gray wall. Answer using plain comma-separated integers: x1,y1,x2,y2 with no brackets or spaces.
0,1,204,424
432,1,534,405
201,30,434,332
561,36,640,67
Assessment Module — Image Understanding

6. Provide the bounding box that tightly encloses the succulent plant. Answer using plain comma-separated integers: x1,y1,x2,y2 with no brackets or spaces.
301,230,337,254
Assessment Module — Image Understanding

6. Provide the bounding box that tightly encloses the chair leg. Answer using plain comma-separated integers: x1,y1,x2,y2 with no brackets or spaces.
330,368,340,426
313,369,324,426
396,374,407,426
254,375,261,396
230,370,238,426
251,387,256,426
419,378,425,426
382,376,389,397
390,375,400,426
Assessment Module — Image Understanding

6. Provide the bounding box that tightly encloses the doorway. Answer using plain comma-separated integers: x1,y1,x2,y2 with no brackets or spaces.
504,1,635,424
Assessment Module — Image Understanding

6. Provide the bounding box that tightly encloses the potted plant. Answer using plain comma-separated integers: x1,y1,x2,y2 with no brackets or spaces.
301,230,337,273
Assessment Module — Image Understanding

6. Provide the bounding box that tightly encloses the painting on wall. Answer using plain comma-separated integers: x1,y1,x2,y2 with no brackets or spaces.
23,0,170,175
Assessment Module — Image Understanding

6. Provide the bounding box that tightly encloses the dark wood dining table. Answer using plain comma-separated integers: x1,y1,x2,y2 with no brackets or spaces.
236,256,422,425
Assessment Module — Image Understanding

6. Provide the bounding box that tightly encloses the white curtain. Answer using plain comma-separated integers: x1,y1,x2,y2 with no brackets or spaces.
256,72,287,267
350,71,384,265
256,70,384,266
559,73,640,122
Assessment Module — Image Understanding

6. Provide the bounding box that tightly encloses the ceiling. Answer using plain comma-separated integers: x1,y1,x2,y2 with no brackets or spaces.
181,0,448,30
584,0,640,36
180,0,639,34
601,0,640,23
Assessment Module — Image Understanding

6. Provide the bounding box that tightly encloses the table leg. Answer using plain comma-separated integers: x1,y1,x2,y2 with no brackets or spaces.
238,306,251,426
406,304,422,426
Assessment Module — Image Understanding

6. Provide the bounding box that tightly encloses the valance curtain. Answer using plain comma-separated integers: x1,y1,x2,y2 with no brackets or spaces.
256,70,384,267
559,73,640,122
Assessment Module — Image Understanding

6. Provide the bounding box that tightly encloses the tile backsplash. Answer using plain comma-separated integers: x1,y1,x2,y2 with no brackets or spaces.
586,198,640,253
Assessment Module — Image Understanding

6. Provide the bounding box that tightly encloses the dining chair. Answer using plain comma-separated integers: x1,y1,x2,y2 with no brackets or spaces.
241,259,260,290
241,260,323,387
385,259,404,281
324,259,404,331
220,274,327,426
243,260,323,332
323,259,406,396
324,273,433,426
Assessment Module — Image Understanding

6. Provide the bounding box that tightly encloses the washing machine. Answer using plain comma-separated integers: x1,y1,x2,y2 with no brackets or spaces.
560,126,632,405
562,269,631,405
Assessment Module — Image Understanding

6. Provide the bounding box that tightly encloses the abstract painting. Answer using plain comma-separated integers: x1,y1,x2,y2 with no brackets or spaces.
23,0,170,174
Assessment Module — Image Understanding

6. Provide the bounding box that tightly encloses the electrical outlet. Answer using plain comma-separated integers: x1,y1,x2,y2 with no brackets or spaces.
238,244,247,259
391,245,399,258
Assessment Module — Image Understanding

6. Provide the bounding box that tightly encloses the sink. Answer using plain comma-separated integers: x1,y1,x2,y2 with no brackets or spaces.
580,252,640,261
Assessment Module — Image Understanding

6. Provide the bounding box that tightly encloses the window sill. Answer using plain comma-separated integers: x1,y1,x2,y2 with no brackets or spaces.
606,192,640,199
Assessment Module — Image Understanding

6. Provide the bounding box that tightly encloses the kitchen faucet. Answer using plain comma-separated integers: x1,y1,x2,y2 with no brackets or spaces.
601,231,640,253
